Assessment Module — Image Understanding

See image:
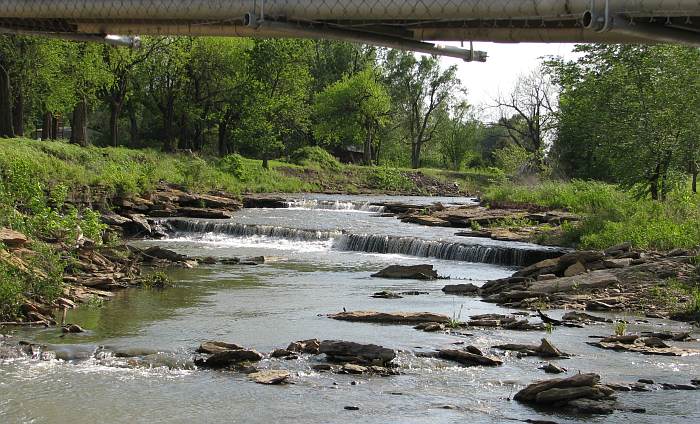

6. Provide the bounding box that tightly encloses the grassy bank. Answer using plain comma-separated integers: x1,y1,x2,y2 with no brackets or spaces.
484,180,700,251
0,138,488,198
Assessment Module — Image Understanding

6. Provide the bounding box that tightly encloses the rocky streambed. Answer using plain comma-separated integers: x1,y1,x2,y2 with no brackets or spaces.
2,193,699,423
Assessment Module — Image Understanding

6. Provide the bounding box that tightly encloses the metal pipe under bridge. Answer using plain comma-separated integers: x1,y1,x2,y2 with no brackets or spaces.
1,1,700,61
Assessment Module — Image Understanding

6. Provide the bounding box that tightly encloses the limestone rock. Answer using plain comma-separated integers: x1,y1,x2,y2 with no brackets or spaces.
286,339,321,355
248,370,290,385
0,228,28,249
563,261,587,277
197,349,263,368
319,340,395,365
442,283,479,295
437,349,503,367
329,311,450,325
371,264,438,280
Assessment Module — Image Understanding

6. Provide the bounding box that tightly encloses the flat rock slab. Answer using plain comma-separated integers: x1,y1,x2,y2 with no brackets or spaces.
319,340,396,365
329,311,450,324
515,374,600,401
494,339,569,358
0,228,28,248
371,264,438,280
588,336,699,356
197,341,245,354
248,370,290,385
527,271,619,294
442,283,479,295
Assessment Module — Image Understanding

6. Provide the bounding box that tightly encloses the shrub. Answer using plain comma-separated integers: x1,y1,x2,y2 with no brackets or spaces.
289,146,341,171
141,271,172,289
368,167,415,192
220,153,251,181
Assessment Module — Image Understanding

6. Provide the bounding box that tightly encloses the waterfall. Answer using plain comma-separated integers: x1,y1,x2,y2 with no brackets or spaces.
167,219,340,241
165,219,563,266
332,234,562,266
283,199,385,213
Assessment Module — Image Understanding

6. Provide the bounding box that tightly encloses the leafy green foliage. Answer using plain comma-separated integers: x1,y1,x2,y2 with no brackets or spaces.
547,45,700,199
485,180,700,250
289,146,341,171
367,167,415,192
141,271,172,289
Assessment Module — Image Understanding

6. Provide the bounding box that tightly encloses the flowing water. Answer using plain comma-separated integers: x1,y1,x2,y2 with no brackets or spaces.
1,194,699,424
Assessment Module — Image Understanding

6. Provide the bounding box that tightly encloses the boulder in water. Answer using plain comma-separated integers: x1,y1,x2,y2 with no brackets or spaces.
197,341,245,354
371,264,438,280
143,246,187,262
442,283,479,295
248,370,291,385
286,339,321,354
437,349,503,367
514,373,618,415
371,291,403,299
319,340,396,365
61,324,85,334
196,349,263,368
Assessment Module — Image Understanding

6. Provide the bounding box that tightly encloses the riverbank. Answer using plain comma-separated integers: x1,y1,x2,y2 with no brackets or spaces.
2,137,699,325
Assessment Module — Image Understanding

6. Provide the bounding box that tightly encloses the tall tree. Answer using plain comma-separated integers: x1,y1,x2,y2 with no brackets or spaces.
314,68,390,165
494,66,557,171
383,51,459,169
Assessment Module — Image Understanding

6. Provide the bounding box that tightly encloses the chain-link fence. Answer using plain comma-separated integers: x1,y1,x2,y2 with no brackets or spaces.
1,1,699,55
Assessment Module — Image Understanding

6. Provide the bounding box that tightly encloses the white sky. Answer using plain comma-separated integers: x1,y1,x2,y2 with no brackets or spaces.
439,42,580,118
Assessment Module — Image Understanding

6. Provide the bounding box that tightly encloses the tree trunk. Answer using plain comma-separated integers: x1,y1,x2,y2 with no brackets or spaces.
42,112,52,140
162,100,177,152
411,141,421,169
262,156,269,170
109,101,122,147
128,108,139,146
51,114,59,139
12,89,24,137
692,170,697,194
649,164,660,201
70,98,89,146
363,124,373,166
218,120,229,157
0,64,15,138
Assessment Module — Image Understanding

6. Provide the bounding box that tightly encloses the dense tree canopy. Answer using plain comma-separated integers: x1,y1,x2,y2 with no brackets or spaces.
0,35,698,201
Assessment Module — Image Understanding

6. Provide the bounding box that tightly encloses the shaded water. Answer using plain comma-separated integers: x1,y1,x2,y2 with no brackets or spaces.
2,194,699,423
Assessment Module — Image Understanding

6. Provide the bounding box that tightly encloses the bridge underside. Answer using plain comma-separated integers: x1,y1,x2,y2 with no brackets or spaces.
1,1,700,60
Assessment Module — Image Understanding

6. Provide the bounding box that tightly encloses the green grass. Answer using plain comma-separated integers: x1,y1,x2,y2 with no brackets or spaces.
484,180,700,251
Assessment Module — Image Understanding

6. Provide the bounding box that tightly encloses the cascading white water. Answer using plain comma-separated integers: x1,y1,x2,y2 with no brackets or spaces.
331,233,560,266
167,219,341,241
283,199,385,213
165,219,562,266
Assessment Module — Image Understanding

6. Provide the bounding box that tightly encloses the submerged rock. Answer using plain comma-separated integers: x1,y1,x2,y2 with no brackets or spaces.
248,370,290,385
329,311,450,325
371,291,403,299
319,340,396,365
437,349,503,367
540,363,567,374
371,264,438,280
61,324,85,334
